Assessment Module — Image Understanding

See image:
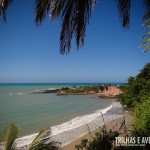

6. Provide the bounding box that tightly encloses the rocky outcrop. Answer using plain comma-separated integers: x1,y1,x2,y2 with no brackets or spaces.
30,88,60,94
97,86,122,98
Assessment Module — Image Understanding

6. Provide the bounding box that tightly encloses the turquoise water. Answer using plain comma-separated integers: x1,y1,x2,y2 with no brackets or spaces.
0,83,122,136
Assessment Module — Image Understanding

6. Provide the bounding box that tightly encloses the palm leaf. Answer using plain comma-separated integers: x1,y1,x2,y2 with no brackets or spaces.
140,19,150,52
143,10,150,21
0,124,19,150
116,0,131,28
141,31,150,39
28,129,61,150
0,0,12,22
143,0,150,15
59,0,93,54
50,0,65,20
140,38,150,52
92,0,97,9
143,43,150,51
35,0,51,25
35,0,94,54
144,25,150,30
140,38,150,46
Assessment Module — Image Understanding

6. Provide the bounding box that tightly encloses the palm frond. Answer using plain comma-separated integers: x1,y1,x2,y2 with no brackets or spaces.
92,0,97,9
35,0,94,54
28,129,61,150
116,0,131,28
143,44,150,51
35,0,51,25
143,10,150,21
0,0,12,22
144,24,150,30
143,0,150,21
141,31,150,39
50,0,65,20
140,38,150,47
140,19,150,52
144,44,150,52
0,124,19,150
143,0,150,10
59,0,93,54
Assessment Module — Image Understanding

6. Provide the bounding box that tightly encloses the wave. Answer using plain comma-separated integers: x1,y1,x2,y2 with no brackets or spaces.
9,92,26,96
15,102,123,148
51,105,112,136
17,93,24,95
16,93,30,95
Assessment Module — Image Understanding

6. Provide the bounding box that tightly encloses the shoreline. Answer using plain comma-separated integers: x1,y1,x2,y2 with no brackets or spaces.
29,84,122,99
13,101,124,149
56,92,118,99
62,112,132,150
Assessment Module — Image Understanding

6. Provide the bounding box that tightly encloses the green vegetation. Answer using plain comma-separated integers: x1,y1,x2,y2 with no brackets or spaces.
0,124,19,150
0,124,61,150
75,126,119,150
119,63,150,109
140,19,150,52
132,97,150,137
118,63,150,147
76,63,150,150
61,85,107,94
75,118,122,150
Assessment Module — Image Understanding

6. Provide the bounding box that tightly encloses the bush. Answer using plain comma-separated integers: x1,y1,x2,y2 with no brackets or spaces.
119,63,150,109
132,97,150,137
75,127,119,150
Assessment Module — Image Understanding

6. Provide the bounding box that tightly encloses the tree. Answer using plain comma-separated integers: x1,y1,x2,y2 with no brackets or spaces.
0,0,150,54
132,97,150,137
0,123,61,150
31,0,150,54
119,63,150,108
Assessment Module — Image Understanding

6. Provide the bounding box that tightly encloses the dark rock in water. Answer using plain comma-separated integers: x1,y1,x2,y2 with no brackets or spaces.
30,89,60,94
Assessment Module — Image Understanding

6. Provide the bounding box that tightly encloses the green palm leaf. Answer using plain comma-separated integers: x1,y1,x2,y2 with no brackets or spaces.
28,129,61,150
140,19,150,52
144,44,150,51
141,31,150,39
140,38,150,47
0,124,19,150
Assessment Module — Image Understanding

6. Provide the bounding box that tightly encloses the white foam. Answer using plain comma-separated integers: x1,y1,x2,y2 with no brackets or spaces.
17,93,24,95
14,105,112,147
14,102,123,148
51,105,112,136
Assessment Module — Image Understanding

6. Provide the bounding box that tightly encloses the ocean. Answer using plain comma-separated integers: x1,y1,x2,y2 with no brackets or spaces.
0,83,123,141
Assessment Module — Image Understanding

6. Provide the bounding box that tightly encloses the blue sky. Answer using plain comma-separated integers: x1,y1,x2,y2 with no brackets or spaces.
0,0,150,83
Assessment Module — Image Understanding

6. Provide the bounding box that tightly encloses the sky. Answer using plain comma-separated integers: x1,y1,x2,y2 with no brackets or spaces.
0,0,150,83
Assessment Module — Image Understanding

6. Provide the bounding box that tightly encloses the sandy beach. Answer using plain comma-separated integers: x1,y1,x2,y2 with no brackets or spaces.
62,112,132,150
7,101,125,150
0,96,128,150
